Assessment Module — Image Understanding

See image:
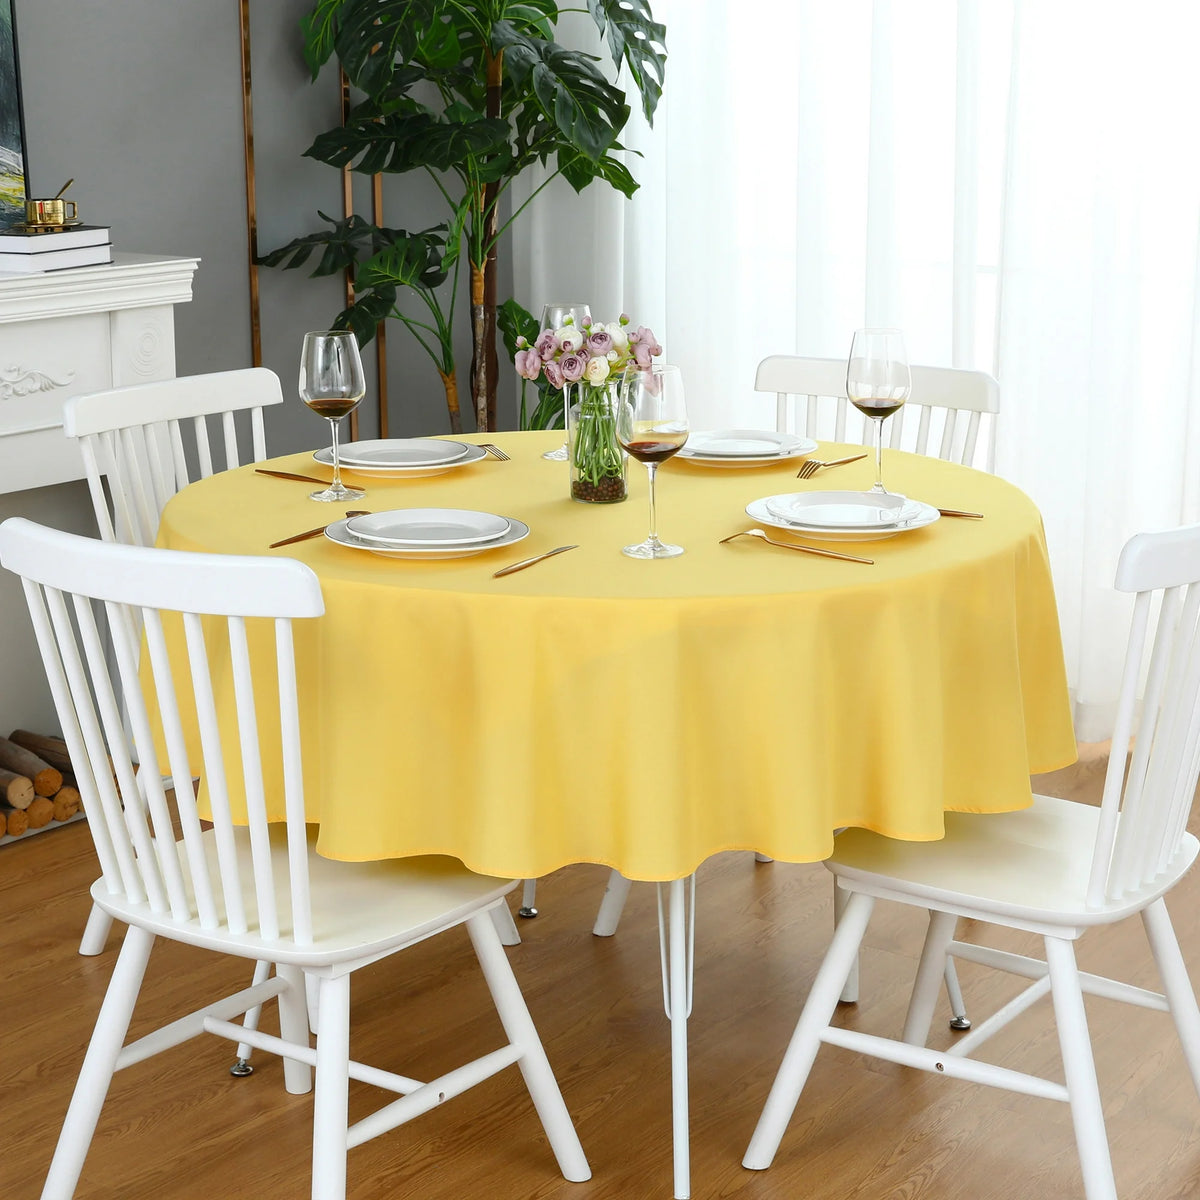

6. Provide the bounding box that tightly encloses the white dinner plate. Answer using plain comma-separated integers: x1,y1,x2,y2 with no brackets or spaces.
315,441,487,478
325,515,530,560
335,438,471,467
678,429,817,466
346,508,511,547
746,493,940,542
765,490,911,530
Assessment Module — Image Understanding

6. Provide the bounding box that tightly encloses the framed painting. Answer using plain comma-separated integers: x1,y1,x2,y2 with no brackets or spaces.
0,0,25,229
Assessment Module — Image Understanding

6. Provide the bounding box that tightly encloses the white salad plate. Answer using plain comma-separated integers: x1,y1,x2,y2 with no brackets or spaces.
346,508,511,548
325,514,529,560
765,490,911,530
315,440,486,477
336,438,471,467
678,429,817,466
747,491,940,542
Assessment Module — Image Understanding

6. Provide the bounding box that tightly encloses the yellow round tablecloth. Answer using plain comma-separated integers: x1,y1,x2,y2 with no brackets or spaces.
157,430,1076,880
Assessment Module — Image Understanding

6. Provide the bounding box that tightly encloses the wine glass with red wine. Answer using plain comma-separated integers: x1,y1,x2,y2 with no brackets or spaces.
617,364,689,559
846,328,911,495
299,330,366,502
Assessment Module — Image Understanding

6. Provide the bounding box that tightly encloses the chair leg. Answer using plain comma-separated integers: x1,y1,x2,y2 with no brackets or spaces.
519,877,538,918
311,973,351,1200
903,910,959,1046
593,869,633,937
490,900,523,946
467,910,591,1183
1142,898,1200,1100
42,925,155,1200
231,959,273,1076
276,964,314,1095
744,890,875,1171
944,958,972,1031
832,882,860,1003
78,902,113,956
1045,935,1117,1200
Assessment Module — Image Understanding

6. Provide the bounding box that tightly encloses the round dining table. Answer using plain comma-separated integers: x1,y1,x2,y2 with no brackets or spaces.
156,428,1076,1199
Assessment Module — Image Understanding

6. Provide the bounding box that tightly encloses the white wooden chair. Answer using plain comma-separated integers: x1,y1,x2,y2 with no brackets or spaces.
743,522,1200,1200
0,518,589,1200
61,369,285,986
63,366,283,549
757,353,1000,470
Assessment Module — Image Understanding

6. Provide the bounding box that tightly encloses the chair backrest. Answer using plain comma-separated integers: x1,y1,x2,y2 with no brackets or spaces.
0,517,324,945
1089,523,1200,906
755,355,1001,471
63,367,283,546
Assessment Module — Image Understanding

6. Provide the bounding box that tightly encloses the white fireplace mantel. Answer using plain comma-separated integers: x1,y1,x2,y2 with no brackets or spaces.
0,252,199,495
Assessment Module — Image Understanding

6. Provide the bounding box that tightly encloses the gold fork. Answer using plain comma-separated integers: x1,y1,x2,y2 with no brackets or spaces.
479,442,511,461
796,452,869,479
719,528,874,564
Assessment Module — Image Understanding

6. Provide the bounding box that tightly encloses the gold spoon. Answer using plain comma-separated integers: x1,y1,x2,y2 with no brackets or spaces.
719,528,874,564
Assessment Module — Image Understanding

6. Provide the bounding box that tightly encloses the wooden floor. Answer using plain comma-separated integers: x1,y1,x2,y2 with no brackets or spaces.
4,748,1200,1199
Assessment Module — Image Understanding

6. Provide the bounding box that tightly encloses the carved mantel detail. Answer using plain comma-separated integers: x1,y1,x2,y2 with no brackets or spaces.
0,364,76,401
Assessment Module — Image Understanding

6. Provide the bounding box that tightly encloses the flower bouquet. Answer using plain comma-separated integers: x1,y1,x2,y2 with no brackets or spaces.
515,315,663,503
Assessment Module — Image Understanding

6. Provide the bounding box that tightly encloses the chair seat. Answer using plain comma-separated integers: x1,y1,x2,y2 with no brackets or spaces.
828,793,1200,930
93,826,517,967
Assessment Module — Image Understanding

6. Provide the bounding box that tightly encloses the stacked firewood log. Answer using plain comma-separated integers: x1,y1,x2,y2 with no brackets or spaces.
0,731,83,839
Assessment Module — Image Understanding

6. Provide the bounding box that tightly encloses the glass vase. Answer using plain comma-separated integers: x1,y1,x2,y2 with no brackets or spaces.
566,379,628,503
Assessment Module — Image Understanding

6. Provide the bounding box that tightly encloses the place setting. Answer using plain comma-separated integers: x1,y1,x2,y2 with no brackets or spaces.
323,507,529,561
730,330,980,560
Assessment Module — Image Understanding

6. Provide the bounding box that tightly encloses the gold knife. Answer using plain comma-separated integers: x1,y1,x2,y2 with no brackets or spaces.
937,507,984,519
256,467,332,485
493,545,579,577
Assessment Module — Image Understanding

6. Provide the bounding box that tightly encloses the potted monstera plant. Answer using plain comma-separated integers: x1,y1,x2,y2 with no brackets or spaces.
261,0,667,433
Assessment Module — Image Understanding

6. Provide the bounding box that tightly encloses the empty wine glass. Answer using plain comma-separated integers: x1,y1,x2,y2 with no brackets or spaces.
540,302,592,461
846,328,911,495
299,330,366,503
617,364,689,558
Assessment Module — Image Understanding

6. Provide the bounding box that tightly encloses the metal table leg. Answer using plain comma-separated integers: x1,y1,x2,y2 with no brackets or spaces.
657,875,695,1199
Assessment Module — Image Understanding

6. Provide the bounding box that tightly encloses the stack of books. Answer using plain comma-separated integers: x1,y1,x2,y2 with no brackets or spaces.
0,225,113,275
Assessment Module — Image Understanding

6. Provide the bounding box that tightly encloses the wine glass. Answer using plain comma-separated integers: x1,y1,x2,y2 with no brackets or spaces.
617,364,689,559
846,328,911,495
539,302,592,461
299,330,366,503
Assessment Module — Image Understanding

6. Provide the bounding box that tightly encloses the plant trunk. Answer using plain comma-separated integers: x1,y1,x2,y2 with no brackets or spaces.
469,49,504,433
470,263,489,432
438,367,462,434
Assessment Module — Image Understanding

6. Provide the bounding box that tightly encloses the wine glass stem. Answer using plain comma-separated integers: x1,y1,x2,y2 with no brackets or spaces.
872,416,885,493
646,462,660,544
329,416,344,492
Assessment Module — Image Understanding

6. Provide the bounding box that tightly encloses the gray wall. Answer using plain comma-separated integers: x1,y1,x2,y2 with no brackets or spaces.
0,0,515,736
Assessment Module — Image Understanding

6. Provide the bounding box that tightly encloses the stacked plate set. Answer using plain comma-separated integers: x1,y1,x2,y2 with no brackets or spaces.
326,508,529,560
746,491,941,542
316,437,487,478
677,429,817,467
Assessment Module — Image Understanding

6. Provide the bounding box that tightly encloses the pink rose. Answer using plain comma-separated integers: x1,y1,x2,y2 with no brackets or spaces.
587,330,614,356
636,326,663,356
560,353,586,383
633,342,653,369
542,359,565,389
534,329,557,359
514,348,542,381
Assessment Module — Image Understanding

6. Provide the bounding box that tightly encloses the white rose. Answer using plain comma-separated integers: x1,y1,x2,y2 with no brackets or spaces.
557,327,584,353
584,355,611,384
606,349,619,362
604,321,630,350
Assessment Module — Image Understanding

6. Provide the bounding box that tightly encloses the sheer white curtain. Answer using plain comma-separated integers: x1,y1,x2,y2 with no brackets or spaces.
512,0,1200,741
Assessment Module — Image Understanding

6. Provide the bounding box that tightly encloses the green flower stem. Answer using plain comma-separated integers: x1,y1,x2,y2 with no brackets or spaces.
570,383,625,486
